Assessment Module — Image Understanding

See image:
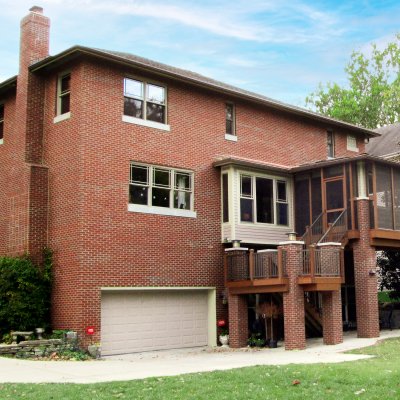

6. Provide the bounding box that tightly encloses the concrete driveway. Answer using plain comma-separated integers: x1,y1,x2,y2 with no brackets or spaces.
0,330,399,384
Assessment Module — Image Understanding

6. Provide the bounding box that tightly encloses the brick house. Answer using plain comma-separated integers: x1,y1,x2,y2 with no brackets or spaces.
1,7,400,355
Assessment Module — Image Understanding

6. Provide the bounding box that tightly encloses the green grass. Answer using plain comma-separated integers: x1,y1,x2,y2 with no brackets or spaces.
1,338,400,400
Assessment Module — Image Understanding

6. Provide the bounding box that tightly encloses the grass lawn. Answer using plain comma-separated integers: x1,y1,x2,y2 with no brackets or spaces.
1,338,400,400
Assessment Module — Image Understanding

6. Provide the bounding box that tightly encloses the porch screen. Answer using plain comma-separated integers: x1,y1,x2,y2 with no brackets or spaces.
376,165,393,229
394,169,400,230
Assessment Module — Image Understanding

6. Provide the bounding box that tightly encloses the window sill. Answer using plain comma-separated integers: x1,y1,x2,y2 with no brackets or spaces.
347,147,359,152
128,204,196,218
225,134,237,142
122,115,171,132
53,112,71,124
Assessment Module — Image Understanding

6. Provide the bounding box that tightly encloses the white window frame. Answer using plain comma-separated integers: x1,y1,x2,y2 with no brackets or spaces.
225,103,237,141
327,130,335,159
347,134,359,152
128,163,196,218
0,104,4,145
54,72,71,123
123,77,170,131
239,173,289,227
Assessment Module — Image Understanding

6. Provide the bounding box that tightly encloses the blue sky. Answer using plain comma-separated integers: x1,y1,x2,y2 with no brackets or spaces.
1,0,399,107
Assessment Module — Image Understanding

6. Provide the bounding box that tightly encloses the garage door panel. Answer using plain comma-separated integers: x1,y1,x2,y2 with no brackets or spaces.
101,290,209,355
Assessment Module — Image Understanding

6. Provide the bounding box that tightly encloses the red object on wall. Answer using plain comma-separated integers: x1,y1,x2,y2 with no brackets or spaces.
217,319,226,327
86,326,95,335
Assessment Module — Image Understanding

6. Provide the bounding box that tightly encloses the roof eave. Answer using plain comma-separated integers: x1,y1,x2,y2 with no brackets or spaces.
29,46,379,138
0,75,17,96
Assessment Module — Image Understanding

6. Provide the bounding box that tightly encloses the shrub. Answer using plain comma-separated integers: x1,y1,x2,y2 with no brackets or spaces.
0,249,52,338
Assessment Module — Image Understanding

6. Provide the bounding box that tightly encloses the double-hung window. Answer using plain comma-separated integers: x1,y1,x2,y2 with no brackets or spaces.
327,130,335,158
129,163,195,217
239,174,288,226
124,78,166,124
56,73,71,116
0,104,4,144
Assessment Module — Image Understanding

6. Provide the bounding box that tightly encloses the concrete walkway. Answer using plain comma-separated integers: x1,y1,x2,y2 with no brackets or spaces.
0,330,399,384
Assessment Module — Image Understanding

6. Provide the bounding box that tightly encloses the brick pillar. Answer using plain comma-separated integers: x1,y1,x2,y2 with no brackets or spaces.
281,241,306,350
353,198,379,338
322,290,343,345
228,293,248,348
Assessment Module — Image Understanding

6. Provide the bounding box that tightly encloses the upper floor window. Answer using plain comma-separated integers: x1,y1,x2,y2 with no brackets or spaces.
240,174,288,226
226,103,235,135
0,104,4,144
347,134,358,152
57,73,71,116
327,130,335,158
222,174,229,222
124,78,166,124
129,163,195,217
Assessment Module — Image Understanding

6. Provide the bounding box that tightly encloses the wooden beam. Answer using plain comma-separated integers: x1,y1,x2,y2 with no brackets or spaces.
229,285,288,295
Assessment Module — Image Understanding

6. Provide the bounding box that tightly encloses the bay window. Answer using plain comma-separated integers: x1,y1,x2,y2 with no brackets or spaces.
239,174,288,226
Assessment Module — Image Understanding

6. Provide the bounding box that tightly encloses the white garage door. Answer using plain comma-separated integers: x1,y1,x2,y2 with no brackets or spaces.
101,290,209,355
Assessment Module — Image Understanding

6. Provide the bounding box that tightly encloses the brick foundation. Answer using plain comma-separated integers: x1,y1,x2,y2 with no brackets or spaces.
228,293,248,348
281,242,306,350
352,199,379,338
322,290,343,345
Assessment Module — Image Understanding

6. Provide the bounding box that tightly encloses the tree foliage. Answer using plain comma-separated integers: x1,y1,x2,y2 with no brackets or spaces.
378,250,400,300
0,249,52,338
306,34,400,129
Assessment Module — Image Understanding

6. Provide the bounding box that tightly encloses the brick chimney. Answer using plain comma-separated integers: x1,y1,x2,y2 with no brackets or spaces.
19,6,50,72
8,6,50,262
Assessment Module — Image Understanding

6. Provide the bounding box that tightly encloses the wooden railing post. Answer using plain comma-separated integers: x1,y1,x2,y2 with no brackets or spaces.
310,245,315,278
249,249,254,282
278,247,283,279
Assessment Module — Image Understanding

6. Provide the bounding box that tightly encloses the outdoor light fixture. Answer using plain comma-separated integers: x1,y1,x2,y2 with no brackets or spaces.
231,239,242,248
287,231,297,241
369,269,376,276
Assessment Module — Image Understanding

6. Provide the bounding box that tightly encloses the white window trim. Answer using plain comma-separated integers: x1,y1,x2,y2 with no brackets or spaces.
347,134,359,152
128,203,196,218
129,163,195,217
238,171,290,227
124,77,168,125
225,133,237,142
122,115,170,131
53,111,71,124
0,139,3,145
56,71,71,117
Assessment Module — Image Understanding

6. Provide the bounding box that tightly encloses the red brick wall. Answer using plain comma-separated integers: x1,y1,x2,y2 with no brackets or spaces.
281,242,306,350
322,290,343,345
352,199,380,338
0,9,370,343
228,294,248,347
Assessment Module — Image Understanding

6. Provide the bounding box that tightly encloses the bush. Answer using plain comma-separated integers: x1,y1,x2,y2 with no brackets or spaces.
0,249,52,338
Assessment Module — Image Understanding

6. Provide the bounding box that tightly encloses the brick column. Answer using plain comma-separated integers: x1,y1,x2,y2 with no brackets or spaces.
353,198,379,338
322,290,343,344
281,241,306,350
228,293,248,348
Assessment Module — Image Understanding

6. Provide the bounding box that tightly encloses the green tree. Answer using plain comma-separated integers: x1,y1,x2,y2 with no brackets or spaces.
0,249,52,338
378,250,400,300
306,34,400,129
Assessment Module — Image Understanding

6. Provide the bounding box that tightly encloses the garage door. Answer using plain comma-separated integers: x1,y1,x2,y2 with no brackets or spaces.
101,290,209,355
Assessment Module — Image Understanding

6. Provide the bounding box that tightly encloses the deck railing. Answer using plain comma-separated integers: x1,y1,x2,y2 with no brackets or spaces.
301,212,324,246
225,248,287,283
301,246,343,277
319,209,348,244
